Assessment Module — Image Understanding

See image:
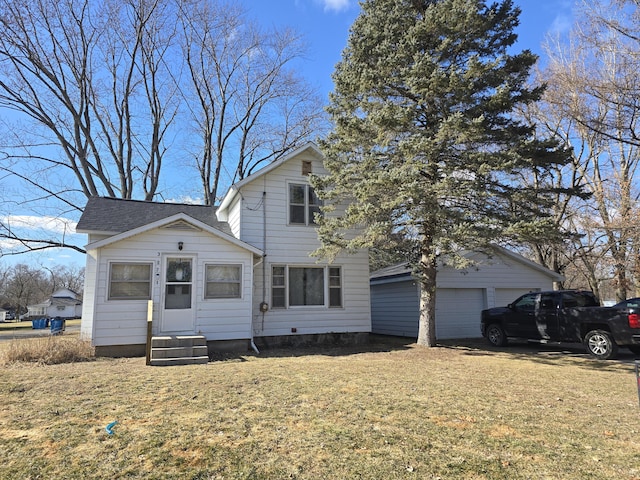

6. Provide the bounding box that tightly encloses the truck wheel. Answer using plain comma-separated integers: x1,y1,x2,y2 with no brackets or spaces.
486,324,507,347
584,330,618,360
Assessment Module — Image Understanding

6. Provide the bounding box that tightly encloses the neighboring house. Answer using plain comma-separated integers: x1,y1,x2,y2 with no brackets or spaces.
0,309,7,322
26,288,83,319
77,143,371,356
370,247,564,340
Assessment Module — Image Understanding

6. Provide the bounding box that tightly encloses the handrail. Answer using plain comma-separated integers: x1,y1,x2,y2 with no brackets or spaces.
145,300,153,365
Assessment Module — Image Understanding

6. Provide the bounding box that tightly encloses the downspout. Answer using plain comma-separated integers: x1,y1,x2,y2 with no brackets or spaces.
250,187,268,355
261,189,267,310
251,256,264,355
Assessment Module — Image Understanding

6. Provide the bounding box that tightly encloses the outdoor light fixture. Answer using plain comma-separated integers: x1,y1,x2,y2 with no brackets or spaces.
178,241,183,251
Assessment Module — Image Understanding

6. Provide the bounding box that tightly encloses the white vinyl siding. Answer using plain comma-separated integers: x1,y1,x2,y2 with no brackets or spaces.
216,147,372,338
88,226,255,347
495,288,538,307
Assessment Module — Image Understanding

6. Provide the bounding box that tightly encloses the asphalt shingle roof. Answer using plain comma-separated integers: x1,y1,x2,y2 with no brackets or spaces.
76,197,232,236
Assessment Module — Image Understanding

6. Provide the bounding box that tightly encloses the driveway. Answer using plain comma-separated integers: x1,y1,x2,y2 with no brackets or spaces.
0,321,80,342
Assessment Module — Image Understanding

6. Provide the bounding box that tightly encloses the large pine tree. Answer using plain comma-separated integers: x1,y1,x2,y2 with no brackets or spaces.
314,0,575,346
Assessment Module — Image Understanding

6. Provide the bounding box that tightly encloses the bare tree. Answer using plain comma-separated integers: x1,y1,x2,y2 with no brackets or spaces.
41,263,85,296
0,0,325,257
532,1,640,301
1,263,48,315
177,0,326,205
0,0,176,200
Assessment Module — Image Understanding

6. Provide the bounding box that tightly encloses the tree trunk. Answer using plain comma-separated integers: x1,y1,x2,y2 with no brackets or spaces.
417,250,437,347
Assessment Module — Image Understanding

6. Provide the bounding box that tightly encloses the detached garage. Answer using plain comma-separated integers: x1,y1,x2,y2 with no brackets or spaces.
370,247,564,340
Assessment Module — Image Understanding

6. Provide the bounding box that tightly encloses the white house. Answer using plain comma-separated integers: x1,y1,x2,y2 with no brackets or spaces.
26,288,83,319
370,247,564,340
77,143,371,357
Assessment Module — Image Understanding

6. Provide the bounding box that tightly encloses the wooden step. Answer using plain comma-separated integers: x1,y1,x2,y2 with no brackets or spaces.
150,356,209,367
149,335,209,366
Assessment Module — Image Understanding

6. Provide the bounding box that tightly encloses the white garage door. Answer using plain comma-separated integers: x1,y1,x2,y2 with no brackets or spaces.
435,288,485,339
495,288,539,308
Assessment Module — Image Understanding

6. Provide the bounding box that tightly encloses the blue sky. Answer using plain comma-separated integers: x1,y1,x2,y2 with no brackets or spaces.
2,0,576,269
250,0,575,101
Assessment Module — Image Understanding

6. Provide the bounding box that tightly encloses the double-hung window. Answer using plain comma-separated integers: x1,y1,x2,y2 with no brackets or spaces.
205,264,242,299
271,265,342,308
109,263,152,300
289,184,322,225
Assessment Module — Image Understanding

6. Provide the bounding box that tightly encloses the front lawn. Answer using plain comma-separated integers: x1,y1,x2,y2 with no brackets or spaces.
1,339,638,479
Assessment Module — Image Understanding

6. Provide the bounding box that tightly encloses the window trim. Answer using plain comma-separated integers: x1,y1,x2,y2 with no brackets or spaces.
288,182,322,226
271,265,343,309
108,262,153,301
204,263,243,300
328,266,343,308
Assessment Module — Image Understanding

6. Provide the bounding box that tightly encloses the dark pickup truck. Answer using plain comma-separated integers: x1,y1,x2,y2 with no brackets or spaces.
480,290,640,359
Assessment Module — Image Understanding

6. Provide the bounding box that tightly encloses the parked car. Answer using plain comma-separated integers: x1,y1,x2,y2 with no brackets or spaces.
481,290,640,360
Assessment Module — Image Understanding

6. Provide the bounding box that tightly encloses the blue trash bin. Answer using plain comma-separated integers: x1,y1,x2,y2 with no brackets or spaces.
50,317,65,335
32,318,46,329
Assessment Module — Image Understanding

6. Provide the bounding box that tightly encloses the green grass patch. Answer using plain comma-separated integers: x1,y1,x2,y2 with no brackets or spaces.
1,341,639,479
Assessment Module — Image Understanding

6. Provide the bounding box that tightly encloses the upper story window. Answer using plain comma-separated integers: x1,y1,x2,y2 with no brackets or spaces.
289,183,322,226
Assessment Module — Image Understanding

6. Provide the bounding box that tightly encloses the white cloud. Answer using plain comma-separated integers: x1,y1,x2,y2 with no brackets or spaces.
549,13,572,36
320,0,351,12
0,238,21,249
1,215,78,235
163,196,204,205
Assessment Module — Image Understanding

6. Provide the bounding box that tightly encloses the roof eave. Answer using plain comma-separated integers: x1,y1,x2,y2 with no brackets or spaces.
86,212,263,256
217,142,322,217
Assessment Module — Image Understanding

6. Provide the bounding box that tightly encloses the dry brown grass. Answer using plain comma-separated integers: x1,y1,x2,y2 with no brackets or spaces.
1,339,640,479
0,335,94,365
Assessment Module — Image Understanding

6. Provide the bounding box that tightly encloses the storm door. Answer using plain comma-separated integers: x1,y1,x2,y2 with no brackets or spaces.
161,257,195,333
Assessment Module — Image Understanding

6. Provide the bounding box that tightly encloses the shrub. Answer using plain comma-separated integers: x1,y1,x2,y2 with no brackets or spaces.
1,336,95,365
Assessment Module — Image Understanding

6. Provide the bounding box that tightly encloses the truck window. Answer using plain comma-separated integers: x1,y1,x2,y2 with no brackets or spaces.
539,294,556,310
513,294,536,311
562,291,598,308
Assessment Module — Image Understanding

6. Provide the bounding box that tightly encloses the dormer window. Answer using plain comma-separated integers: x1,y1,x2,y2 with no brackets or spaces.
289,183,322,225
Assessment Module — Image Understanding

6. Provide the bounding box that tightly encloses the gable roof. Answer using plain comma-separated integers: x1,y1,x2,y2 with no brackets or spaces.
76,197,232,236
217,142,323,216
86,212,263,256
370,246,564,283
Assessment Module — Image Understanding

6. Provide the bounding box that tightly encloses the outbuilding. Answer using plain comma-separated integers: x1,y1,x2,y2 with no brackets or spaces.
26,288,83,320
370,247,564,340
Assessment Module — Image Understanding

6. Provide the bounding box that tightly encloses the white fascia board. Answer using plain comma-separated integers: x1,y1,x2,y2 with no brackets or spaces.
217,142,323,217
86,212,263,256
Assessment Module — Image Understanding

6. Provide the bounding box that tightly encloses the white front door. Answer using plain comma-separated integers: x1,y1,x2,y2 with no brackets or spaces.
161,256,195,333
